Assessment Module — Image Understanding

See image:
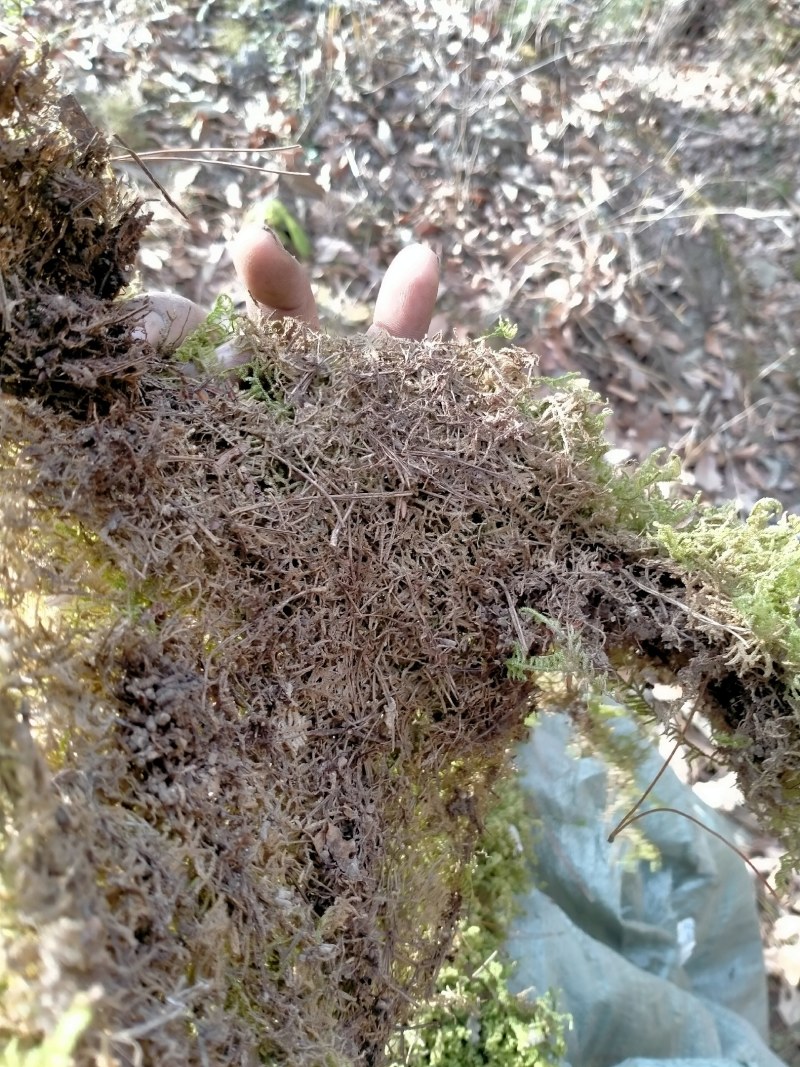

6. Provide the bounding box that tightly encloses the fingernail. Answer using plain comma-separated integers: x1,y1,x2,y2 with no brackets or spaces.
262,224,282,245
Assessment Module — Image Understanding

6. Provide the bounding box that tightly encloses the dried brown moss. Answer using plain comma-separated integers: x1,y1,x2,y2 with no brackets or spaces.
2,46,799,1067
0,49,149,407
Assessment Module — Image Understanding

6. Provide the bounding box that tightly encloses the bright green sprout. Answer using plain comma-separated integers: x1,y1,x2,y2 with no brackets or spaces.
244,198,312,260
485,318,519,342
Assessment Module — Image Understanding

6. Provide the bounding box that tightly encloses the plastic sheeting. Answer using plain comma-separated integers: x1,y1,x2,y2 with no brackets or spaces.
505,712,787,1067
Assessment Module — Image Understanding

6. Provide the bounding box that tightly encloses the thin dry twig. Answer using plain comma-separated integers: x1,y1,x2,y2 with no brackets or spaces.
124,156,311,177
110,145,301,159
114,134,190,221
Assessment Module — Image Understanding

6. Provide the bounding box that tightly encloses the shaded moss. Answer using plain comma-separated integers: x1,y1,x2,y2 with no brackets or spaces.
387,777,569,1067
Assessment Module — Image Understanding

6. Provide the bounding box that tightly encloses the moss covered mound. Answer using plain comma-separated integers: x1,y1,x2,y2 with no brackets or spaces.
1,47,799,1067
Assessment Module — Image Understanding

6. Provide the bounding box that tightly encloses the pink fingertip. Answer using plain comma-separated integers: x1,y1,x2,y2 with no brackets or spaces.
372,244,440,340
229,225,319,327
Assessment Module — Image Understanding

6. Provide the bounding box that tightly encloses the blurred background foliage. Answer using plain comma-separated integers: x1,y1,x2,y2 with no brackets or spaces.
12,0,797,515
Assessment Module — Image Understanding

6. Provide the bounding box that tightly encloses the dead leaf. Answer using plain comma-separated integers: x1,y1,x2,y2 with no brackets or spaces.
590,167,611,205
692,451,723,494
659,330,686,353
313,822,359,879
704,328,726,359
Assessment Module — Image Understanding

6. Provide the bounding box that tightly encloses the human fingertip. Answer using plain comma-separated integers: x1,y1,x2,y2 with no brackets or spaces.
229,222,320,329
372,243,440,341
366,323,389,340
126,292,207,352
229,224,280,264
229,226,292,306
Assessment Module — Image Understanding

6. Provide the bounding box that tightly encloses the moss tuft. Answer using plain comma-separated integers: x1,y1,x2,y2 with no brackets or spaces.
655,499,800,696
388,778,569,1067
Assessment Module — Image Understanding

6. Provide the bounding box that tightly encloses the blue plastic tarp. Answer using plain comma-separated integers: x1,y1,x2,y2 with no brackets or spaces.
505,712,786,1067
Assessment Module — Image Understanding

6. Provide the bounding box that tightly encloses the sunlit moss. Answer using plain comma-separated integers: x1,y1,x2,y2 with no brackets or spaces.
655,499,800,697
0,994,92,1067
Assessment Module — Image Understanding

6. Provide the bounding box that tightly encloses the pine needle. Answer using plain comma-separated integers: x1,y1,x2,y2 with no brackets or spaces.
110,145,310,178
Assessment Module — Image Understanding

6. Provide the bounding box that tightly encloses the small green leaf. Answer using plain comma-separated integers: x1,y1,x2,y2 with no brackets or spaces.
246,198,312,260
482,317,519,342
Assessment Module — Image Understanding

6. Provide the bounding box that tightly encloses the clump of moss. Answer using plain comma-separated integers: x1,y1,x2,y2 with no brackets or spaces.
0,50,148,409
173,293,239,370
655,498,800,693
388,778,568,1067
2,46,800,1067
397,945,566,1067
